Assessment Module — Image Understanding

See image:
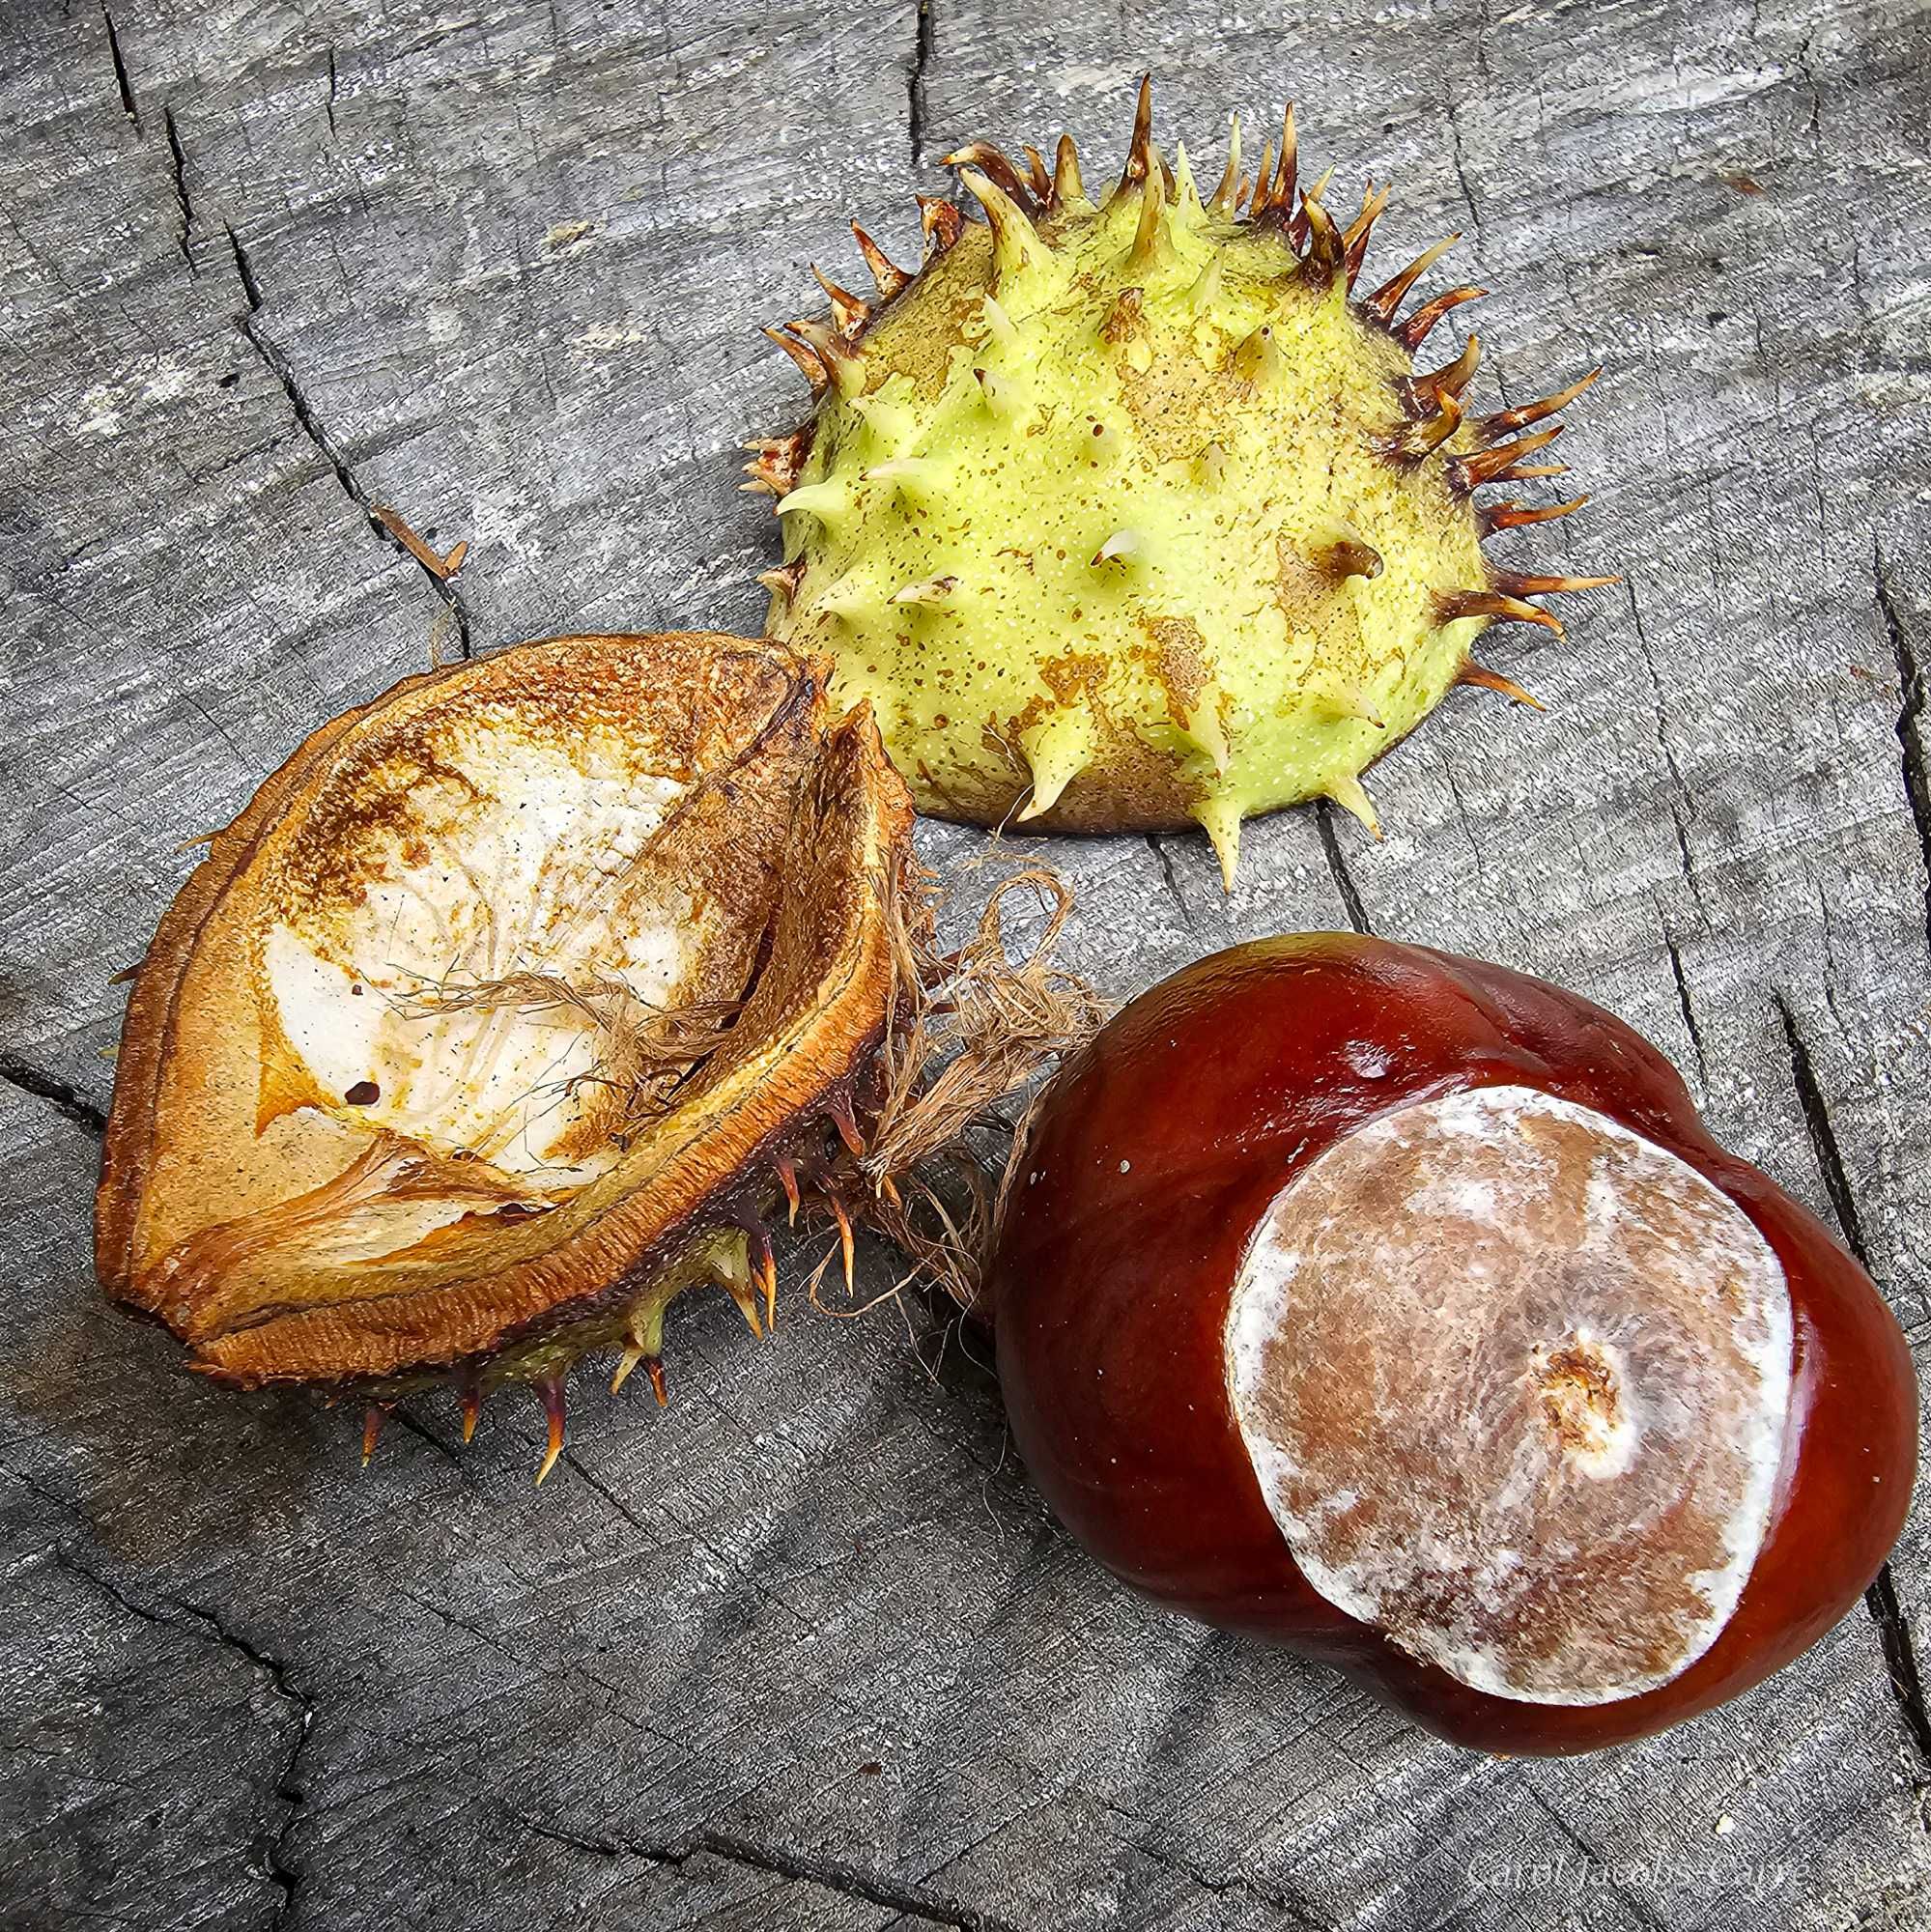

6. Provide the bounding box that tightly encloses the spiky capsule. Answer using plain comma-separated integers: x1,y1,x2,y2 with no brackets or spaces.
754,79,1617,885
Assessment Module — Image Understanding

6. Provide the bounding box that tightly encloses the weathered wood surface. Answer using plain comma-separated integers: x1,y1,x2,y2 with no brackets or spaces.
4,0,1930,1926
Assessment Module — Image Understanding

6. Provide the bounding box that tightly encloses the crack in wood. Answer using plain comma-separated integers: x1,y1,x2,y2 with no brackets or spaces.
1662,927,1710,1094
1315,803,1372,933
520,1814,1015,1930
37,1545,316,1921
226,227,474,658
0,1055,106,1135
1774,992,1931,1773
908,0,935,164
100,4,137,124
1144,835,1201,940
1626,581,1709,919
1096,1795,1321,1925
1865,1566,1931,1776
161,102,194,271
1875,544,1931,955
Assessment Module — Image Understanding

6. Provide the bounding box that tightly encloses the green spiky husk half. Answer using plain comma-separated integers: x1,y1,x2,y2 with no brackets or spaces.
753,85,1615,884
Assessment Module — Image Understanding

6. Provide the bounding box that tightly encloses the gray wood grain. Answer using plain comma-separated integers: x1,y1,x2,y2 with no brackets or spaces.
3,0,1929,1927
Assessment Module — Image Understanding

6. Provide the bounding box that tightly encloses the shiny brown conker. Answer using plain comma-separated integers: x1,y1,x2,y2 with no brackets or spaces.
987,933,1917,1753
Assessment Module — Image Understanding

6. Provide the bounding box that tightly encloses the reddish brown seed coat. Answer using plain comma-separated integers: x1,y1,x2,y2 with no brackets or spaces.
987,933,1917,1754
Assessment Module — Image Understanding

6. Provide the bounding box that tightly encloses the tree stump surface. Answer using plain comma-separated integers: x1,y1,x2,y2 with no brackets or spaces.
3,1,1929,1926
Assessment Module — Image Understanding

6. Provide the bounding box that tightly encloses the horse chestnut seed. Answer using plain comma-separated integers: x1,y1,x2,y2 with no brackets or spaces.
988,933,1917,1753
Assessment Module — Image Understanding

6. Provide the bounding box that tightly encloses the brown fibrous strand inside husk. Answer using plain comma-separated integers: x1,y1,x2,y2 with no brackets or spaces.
384,861,1104,1319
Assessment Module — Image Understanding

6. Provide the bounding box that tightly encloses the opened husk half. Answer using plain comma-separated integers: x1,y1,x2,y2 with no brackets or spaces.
98,633,920,1420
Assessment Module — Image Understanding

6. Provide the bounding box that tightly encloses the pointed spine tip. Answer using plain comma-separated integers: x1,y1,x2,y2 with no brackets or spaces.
645,1357,669,1408
1490,569,1622,597
958,168,1043,283
763,325,828,395
534,1376,565,1486
1453,424,1566,491
1400,284,1487,350
810,264,870,337
942,142,1034,207
1209,113,1242,213
1477,367,1601,442
1362,233,1459,322
1127,156,1169,268
1121,73,1154,189
1325,774,1382,839
1411,334,1483,411
1342,181,1391,285
1391,389,1463,461
1478,493,1591,535
361,1405,387,1467
785,317,865,396
1053,131,1086,208
1435,589,1568,639
1459,661,1547,708
829,1191,856,1294
917,195,964,258
1191,796,1243,893
850,222,912,299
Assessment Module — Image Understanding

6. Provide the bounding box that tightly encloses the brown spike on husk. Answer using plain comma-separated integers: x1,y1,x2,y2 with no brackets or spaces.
762,326,827,394
535,1375,566,1485
1019,144,1052,204
1342,181,1390,285
1285,164,1333,249
1362,233,1460,322
1458,661,1547,708
1128,156,1168,268
827,1091,867,1159
811,265,870,338
1209,114,1242,212
917,195,964,257
1477,368,1601,443
1268,102,1298,221
458,1366,481,1444
774,1152,801,1224
611,1345,645,1394
1316,533,1385,583
742,429,810,497
828,1190,856,1293
361,1404,388,1467
1435,589,1567,638
1454,424,1566,490
1248,141,1275,217
758,558,808,598
786,316,861,386
1121,73,1154,188
1301,189,1345,274
1053,132,1085,208
1392,390,1463,460
1478,493,1591,534
738,1211,778,1327
1489,569,1622,596
851,222,912,300
1412,335,1482,410
1400,285,1486,350
644,1356,668,1407
943,141,1035,206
